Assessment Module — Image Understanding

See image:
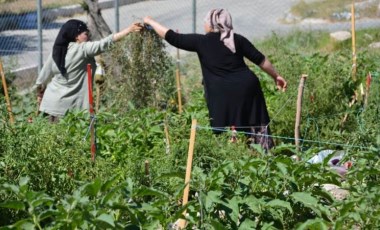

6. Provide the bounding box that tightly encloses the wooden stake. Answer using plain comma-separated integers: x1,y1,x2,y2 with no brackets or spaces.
295,74,307,151
351,3,357,81
0,60,14,124
341,3,360,130
175,29,183,114
145,160,150,177
364,72,372,107
87,64,96,161
164,120,171,154
95,84,101,112
145,160,150,185
178,119,197,229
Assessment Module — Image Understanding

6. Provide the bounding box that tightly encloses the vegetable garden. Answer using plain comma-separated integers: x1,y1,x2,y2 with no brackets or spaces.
1,26,380,229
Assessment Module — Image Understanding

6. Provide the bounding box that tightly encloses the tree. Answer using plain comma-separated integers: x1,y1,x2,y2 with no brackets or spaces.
82,0,112,41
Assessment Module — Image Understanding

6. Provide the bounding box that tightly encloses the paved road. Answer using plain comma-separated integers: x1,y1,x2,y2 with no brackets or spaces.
1,0,380,74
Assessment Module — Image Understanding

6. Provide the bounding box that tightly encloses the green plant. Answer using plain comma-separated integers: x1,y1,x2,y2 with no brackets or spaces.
103,28,176,112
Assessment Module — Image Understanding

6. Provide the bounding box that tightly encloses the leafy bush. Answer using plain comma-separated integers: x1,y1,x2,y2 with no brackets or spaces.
103,28,176,111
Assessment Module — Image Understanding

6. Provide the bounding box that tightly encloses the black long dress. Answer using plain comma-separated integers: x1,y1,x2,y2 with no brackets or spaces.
165,30,274,148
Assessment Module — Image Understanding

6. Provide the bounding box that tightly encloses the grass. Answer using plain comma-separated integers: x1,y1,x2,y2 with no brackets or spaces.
291,0,379,21
0,0,82,14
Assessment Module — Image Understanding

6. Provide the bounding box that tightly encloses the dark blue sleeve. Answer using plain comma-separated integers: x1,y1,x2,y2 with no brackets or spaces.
164,29,202,52
239,35,265,65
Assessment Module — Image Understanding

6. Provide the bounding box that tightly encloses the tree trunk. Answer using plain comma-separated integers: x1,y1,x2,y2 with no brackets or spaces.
83,0,112,41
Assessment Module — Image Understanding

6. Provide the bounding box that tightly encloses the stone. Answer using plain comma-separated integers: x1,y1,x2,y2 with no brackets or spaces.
322,184,349,200
330,31,352,42
369,42,380,49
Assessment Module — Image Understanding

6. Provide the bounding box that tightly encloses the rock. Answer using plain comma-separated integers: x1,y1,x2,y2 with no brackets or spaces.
369,42,380,48
330,31,352,42
322,184,349,200
300,18,330,25
283,12,301,24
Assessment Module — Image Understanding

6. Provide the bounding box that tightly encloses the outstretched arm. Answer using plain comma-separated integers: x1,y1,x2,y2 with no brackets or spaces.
143,16,169,38
112,22,142,42
259,58,287,92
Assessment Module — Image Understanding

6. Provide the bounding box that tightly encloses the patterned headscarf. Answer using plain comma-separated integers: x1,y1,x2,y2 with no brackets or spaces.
204,9,235,53
53,19,89,75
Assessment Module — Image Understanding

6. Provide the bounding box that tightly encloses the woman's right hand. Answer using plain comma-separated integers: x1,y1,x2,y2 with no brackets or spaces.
142,16,169,38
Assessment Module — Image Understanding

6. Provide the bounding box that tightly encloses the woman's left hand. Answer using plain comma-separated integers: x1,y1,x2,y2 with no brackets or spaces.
128,22,143,33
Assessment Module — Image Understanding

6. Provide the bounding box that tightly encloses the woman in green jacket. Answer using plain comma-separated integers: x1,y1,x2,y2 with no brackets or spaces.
36,19,141,121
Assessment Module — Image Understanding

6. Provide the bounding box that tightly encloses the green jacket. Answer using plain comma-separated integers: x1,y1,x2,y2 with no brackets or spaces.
36,34,114,117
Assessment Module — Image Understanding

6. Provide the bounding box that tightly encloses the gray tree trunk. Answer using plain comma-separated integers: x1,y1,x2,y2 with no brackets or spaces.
83,0,112,41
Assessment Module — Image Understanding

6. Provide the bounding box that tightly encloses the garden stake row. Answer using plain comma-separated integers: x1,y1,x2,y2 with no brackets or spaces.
87,64,97,162
295,74,307,151
178,119,197,229
175,30,183,114
0,59,14,124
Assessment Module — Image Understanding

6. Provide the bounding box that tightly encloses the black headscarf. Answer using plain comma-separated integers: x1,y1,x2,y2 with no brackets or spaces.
53,19,89,75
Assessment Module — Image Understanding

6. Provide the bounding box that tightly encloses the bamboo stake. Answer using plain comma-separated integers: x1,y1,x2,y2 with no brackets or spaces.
145,160,150,185
341,3,359,130
178,119,197,229
164,120,171,154
94,59,104,112
87,64,96,162
145,160,150,177
95,84,101,112
0,60,14,124
351,3,357,81
175,30,183,114
295,74,307,151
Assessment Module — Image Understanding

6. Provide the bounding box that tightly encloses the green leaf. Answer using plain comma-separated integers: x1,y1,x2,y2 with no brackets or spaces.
100,189,119,205
0,200,25,210
84,178,102,197
210,219,228,230
291,192,319,207
275,162,288,176
96,213,115,228
105,129,117,137
31,196,54,208
239,219,257,229
226,196,241,223
19,177,30,187
244,195,264,214
8,219,34,229
39,209,59,221
2,183,20,194
296,218,328,230
204,190,225,211
101,175,120,192
135,186,169,198
266,199,293,214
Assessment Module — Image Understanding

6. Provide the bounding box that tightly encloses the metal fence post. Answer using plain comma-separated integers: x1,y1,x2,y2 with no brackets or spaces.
115,0,119,32
192,0,196,33
37,0,43,73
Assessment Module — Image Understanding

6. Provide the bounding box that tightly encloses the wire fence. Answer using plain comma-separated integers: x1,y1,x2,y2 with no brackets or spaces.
0,0,380,79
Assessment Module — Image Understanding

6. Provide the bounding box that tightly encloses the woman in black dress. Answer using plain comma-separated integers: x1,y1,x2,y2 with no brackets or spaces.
143,9,287,150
